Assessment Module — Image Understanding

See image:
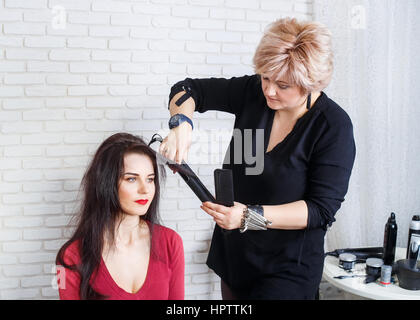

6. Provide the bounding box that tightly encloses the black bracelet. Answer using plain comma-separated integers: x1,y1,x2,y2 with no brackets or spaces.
174,86,192,106
168,84,193,109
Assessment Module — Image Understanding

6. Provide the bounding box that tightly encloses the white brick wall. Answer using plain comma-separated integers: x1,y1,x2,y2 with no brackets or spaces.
0,0,312,300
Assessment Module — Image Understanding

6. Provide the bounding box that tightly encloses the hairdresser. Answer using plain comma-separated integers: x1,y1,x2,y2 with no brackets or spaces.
160,17,356,300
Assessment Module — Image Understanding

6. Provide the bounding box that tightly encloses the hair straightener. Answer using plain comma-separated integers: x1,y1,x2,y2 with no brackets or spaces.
325,246,384,263
148,134,234,207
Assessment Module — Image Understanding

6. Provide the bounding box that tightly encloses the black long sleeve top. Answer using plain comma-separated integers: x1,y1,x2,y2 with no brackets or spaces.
170,74,356,296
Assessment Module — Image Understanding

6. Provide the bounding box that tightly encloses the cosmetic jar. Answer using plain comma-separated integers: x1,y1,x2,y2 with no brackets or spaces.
339,253,356,271
366,258,383,277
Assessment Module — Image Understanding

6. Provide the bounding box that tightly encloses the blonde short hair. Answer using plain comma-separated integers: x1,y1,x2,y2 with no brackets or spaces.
253,17,333,93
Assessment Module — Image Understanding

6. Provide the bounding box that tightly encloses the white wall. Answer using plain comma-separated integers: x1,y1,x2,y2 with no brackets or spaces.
0,0,312,300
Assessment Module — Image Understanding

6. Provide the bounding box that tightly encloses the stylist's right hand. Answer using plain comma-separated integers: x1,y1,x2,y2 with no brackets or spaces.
159,122,192,164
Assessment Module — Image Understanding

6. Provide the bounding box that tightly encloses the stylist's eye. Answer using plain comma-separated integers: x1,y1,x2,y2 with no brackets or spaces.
278,85,289,90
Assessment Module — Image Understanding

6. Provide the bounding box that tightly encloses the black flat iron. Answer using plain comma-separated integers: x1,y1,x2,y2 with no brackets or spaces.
325,246,384,263
148,133,216,203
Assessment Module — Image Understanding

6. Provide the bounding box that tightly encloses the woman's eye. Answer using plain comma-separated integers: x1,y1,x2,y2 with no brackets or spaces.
127,177,136,182
147,178,155,183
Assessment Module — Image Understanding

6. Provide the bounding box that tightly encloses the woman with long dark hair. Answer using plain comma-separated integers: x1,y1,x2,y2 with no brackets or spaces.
56,133,184,300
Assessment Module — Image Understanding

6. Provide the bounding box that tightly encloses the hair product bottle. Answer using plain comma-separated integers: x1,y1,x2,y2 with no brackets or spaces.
383,212,398,265
406,215,420,259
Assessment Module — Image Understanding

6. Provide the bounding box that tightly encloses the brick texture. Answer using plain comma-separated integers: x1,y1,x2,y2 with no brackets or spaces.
0,0,313,300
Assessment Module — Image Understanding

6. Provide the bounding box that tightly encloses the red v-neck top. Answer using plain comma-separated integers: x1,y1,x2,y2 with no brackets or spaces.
57,224,184,300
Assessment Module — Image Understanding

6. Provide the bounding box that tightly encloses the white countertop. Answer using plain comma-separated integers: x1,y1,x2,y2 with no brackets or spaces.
323,247,420,300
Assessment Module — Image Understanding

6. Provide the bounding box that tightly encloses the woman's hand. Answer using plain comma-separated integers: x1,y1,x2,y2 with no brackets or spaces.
159,122,192,164
200,201,246,230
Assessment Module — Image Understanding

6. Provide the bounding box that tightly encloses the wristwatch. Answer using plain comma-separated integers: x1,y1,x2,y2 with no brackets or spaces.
168,113,193,130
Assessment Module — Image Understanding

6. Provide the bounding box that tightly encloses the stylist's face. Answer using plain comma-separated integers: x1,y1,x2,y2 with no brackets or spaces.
118,153,155,217
261,74,307,111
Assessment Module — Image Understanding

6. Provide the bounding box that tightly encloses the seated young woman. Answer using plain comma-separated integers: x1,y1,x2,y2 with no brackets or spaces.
56,132,184,300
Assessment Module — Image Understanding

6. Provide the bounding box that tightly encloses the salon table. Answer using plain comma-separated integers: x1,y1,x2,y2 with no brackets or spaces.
323,247,420,300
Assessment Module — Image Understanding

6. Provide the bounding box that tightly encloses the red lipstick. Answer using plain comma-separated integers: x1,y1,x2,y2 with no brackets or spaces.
135,199,148,205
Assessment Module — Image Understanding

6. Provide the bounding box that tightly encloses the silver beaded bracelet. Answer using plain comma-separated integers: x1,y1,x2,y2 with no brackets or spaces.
239,205,272,233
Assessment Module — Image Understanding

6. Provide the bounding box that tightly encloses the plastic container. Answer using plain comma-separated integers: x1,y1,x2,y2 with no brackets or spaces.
396,259,420,290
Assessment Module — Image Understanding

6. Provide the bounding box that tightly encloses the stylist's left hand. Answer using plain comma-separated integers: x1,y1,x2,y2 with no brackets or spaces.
200,201,246,230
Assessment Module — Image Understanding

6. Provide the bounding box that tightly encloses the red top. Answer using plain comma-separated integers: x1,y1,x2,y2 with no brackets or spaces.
57,223,184,300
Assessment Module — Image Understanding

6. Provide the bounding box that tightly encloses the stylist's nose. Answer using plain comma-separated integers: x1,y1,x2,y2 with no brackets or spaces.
264,82,277,97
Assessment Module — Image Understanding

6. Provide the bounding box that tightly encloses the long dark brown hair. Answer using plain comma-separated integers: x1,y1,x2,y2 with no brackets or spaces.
56,133,166,299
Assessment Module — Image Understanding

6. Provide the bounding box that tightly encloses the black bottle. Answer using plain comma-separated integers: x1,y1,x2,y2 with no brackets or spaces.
406,215,420,259
383,212,398,265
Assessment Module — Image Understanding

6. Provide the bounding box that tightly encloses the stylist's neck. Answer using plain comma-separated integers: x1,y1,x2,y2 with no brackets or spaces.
277,91,321,120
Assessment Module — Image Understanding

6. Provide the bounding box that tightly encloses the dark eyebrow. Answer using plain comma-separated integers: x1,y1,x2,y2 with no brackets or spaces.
123,172,155,177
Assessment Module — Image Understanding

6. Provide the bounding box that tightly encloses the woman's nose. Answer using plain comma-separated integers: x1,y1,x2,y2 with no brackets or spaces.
264,82,277,97
137,181,149,194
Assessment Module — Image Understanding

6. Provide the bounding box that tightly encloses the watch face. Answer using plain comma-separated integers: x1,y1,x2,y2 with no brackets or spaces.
169,114,181,128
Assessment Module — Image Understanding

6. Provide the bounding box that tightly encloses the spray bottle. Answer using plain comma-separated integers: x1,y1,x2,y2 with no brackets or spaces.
383,212,398,265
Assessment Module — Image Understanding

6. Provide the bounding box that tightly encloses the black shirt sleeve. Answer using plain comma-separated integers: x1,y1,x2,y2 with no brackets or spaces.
304,111,356,230
169,75,257,117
